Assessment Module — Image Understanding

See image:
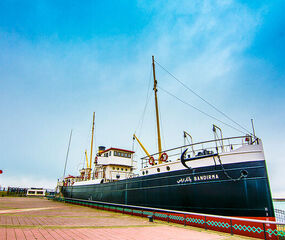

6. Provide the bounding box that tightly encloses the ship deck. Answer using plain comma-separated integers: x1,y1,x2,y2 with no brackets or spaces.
0,197,252,240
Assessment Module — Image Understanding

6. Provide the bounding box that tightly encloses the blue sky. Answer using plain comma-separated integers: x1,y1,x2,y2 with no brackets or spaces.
0,0,284,196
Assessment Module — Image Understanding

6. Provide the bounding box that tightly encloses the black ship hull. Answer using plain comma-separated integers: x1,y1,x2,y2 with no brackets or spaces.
62,159,274,218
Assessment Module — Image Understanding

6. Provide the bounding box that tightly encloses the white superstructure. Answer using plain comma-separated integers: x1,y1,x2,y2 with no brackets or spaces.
62,147,135,186
140,136,264,176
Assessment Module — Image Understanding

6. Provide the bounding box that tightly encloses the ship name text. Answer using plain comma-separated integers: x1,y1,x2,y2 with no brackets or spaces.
177,174,219,184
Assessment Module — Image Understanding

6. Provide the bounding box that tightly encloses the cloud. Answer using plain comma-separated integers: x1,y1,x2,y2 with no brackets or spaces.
0,0,284,197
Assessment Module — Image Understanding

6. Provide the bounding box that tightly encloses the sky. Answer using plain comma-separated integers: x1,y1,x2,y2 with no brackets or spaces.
0,0,284,197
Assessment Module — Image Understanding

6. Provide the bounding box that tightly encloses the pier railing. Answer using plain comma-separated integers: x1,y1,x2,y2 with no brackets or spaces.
275,209,285,224
50,196,285,240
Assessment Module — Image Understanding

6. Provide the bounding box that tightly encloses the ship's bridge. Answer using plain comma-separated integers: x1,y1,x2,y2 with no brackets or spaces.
94,147,135,181
96,147,134,167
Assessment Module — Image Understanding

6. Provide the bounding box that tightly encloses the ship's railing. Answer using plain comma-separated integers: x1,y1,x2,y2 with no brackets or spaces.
59,171,138,187
141,135,259,168
56,197,284,240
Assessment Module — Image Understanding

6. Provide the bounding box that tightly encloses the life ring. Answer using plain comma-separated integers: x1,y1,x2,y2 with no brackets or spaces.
160,152,168,162
149,156,155,165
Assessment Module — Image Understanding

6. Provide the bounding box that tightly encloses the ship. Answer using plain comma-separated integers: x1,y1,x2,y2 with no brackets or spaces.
60,56,275,220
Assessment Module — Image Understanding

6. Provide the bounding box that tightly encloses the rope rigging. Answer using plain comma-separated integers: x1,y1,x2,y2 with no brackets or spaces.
158,85,247,135
154,60,252,135
133,64,153,153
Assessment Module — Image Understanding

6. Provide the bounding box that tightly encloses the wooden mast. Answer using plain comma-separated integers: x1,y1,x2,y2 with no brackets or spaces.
152,56,162,164
89,112,95,178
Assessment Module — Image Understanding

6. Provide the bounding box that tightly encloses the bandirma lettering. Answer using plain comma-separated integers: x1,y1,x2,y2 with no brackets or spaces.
194,174,219,181
192,174,219,182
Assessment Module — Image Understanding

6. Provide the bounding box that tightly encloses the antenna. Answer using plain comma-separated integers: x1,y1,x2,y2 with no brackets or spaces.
251,119,256,138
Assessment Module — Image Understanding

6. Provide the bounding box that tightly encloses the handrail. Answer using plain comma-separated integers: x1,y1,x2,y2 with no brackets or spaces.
141,135,257,160
54,196,285,239
63,197,282,225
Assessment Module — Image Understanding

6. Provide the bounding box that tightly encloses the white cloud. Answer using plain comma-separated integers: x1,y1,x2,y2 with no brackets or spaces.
0,0,284,198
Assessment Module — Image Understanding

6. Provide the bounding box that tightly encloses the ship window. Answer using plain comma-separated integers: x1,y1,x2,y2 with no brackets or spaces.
157,168,160,172
142,171,145,175
125,153,128,157
240,170,248,177
114,151,117,156
113,167,115,170
125,169,128,171
146,170,148,174
109,151,112,156
121,168,123,171
166,166,170,171
117,168,119,170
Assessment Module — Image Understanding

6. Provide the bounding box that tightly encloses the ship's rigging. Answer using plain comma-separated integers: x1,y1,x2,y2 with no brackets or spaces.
133,56,255,162
154,59,252,135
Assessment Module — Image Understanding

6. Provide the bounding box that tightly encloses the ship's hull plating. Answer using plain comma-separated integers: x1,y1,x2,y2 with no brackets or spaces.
62,160,274,218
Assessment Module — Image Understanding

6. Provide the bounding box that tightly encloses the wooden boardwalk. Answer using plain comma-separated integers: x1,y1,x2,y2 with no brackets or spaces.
0,197,252,240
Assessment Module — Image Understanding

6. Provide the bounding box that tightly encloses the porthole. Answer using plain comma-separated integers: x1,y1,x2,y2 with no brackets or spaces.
112,167,115,170
240,170,248,177
157,168,160,172
166,166,170,171
125,169,128,171
142,171,145,175
146,170,148,174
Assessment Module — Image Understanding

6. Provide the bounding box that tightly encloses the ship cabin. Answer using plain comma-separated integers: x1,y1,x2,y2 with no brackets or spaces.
94,146,135,182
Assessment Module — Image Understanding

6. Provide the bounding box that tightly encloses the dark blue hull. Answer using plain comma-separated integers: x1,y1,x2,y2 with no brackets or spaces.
62,160,274,218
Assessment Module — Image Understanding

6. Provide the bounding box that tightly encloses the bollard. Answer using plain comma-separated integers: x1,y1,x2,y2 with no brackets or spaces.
147,215,154,222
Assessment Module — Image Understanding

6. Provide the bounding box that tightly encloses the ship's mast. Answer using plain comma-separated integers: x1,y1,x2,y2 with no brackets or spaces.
152,56,162,164
89,112,95,173
63,129,72,179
